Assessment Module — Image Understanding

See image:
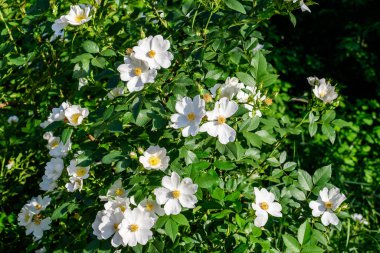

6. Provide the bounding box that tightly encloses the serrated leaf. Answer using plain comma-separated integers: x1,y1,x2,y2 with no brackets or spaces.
214,160,236,170
171,214,189,226
102,150,123,164
282,234,300,252
312,165,332,187
100,49,116,57
255,130,276,144
309,122,318,137
280,151,287,164
103,105,114,121
298,170,313,191
312,230,328,246
224,0,246,14
236,72,256,86
297,220,311,245
284,162,297,171
164,219,178,242
322,123,335,144
82,40,99,54
322,110,336,123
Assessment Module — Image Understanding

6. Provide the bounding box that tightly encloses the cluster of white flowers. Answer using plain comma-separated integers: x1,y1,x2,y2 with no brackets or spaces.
17,196,52,241
352,213,369,225
93,172,197,247
51,4,92,41
7,115,19,124
65,159,90,192
308,76,338,103
40,101,89,128
117,35,173,93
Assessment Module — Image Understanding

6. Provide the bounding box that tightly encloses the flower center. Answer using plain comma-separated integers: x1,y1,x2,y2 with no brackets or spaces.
129,224,139,232
148,50,156,58
148,156,161,167
187,112,196,121
319,89,327,98
259,202,269,211
70,113,81,125
145,203,154,212
113,223,120,231
74,14,87,23
217,116,226,125
134,67,142,76
115,188,124,196
76,167,87,177
35,204,42,210
171,190,181,199
24,213,30,222
324,201,333,209
50,139,60,149
119,205,126,212
33,214,42,225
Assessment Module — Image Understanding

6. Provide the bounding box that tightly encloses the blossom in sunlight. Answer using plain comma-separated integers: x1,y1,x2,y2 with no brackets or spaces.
65,176,83,192
92,210,107,240
67,159,90,179
308,76,338,103
48,138,71,158
210,77,244,100
170,95,206,137
25,195,51,214
252,187,282,227
44,157,64,180
24,214,51,241
119,208,155,246
7,115,19,124
100,179,128,201
64,105,89,126
64,5,92,26
139,145,170,171
39,175,58,192
40,102,71,128
51,16,68,42
98,210,125,247
352,213,369,225
117,55,157,92
199,97,238,144
154,172,198,215
104,197,131,213
133,35,174,69
137,199,164,221
309,187,346,226
18,207,33,227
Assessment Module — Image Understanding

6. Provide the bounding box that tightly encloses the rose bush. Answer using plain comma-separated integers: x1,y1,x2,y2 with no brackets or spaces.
2,0,377,252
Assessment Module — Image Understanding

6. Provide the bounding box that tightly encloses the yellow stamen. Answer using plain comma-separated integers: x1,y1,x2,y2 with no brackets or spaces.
119,205,126,212
50,139,60,149
76,167,87,177
259,202,269,211
74,14,87,23
33,214,42,225
129,224,139,232
70,113,81,125
134,67,142,76
113,223,120,231
187,112,196,121
145,203,154,212
172,190,181,199
319,90,327,98
217,116,226,125
324,201,333,209
115,188,124,196
148,156,160,167
35,204,42,210
148,50,156,58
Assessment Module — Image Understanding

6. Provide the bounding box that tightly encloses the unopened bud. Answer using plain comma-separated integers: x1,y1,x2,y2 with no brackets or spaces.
203,93,213,103
129,151,137,159
137,147,144,155
264,98,273,106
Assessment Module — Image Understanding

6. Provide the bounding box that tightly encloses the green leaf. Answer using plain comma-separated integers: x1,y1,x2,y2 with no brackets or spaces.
233,244,248,253
102,150,123,164
289,12,297,27
322,110,336,123
297,220,311,245
312,230,328,246
171,214,189,226
214,160,236,171
91,57,107,68
298,170,313,191
301,245,324,253
100,49,116,57
282,234,301,253
164,219,178,242
290,186,306,201
236,72,256,86
51,203,71,220
82,40,100,54
255,130,276,144
211,187,225,201
103,105,114,121
224,0,246,14
309,122,318,137
61,128,73,145
312,165,332,187
283,162,297,171
332,119,351,128
196,169,219,188
322,123,336,144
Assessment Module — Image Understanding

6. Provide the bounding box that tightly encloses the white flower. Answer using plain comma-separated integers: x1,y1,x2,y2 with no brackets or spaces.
48,138,71,158
154,172,198,215
92,210,107,240
25,195,51,214
6,160,15,169
210,77,244,100
51,16,68,42
107,87,126,99
199,97,238,144
100,179,128,201
117,55,157,92
78,78,88,90
309,187,346,226
237,85,266,104
252,187,282,227
7,115,19,124
309,77,338,103
139,145,170,171
170,95,206,137
43,132,53,140
352,213,369,225
133,35,174,69
39,175,58,192
300,0,311,12
104,197,131,213
137,199,164,220
64,5,92,26
65,176,83,192
18,207,33,227
67,159,90,179
25,215,51,241
44,158,64,180
64,105,89,126
98,210,125,247
40,102,71,128
119,208,154,246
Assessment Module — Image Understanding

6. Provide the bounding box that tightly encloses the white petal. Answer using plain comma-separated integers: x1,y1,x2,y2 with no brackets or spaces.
164,199,181,215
